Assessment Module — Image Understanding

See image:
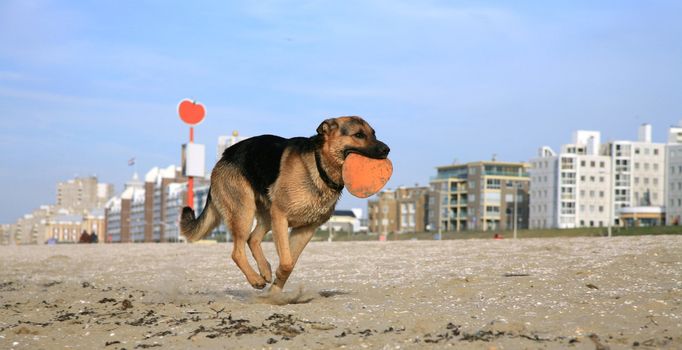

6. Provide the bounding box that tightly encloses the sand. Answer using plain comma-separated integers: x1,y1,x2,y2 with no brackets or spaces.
1,236,681,349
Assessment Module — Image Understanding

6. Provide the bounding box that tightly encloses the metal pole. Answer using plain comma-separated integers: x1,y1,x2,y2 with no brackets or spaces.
513,184,518,239
187,126,194,209
514,167,521,239
608,143,613,238
328,217,333,242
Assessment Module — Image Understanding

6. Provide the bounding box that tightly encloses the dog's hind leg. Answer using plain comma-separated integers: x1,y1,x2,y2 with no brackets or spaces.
213,175,267,290
247,212,272,283
228,207,267,289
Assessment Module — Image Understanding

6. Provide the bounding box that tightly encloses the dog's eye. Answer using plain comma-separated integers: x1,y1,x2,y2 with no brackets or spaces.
353,132,366,139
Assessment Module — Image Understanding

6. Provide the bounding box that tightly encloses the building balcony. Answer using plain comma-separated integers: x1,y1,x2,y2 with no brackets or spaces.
484,170,530,177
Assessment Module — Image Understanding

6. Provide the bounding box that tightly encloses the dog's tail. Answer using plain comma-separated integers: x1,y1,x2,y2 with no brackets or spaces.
180,191,220,242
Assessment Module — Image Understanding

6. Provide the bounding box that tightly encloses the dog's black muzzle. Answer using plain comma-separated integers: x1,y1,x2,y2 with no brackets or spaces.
344,141,391,160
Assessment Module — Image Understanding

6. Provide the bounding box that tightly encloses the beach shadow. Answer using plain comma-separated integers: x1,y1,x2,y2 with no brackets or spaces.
318,289,350,298
252,286,315,305
249,287,351,305
223,288,255,301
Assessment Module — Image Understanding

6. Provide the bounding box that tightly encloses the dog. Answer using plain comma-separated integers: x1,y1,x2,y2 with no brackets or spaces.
180,116,390,293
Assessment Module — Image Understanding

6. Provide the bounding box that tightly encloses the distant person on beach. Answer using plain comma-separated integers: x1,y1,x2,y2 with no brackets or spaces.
79,230,91,243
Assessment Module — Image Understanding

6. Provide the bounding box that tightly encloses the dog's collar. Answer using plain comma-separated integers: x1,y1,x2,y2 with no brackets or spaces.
315,151,344,192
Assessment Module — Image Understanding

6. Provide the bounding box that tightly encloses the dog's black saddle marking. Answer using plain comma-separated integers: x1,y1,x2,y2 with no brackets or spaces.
220,134,327,197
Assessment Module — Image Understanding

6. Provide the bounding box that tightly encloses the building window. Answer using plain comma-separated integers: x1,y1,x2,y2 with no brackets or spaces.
486,179,501,189
485,206,500,214
600,161,605,168
561,157,575,170
561,202,575,215
485,192,501,203
654,149,659,155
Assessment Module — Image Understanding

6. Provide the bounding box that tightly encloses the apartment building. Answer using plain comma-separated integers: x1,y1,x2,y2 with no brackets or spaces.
368,186,429,234
11,205,56,244
429,161,529,232
106,172,144,243
530,124,665,229
144,166,188,242
105,166,220,243
57,176,113,213
45,208,105,242
665,122,682,225
106,166,193,243
0,224,10,245
6,176,113,244
530,131,612,229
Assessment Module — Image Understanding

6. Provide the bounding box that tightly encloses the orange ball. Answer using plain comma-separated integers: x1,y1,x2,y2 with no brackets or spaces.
343,153,393,198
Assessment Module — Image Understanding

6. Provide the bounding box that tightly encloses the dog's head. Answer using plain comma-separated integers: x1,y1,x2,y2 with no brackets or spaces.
316,116,390,163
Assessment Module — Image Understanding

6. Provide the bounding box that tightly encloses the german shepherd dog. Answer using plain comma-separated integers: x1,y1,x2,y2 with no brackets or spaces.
180,116,390,293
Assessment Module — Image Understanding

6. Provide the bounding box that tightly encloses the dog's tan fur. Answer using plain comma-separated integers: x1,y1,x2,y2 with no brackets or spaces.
180,116,389,292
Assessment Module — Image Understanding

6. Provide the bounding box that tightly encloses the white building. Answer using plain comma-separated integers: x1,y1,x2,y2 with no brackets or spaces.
605,124,665,226
530,131,612,229
665,121,682,225
530,124,664,229
164,183,185,242
105,172,144,243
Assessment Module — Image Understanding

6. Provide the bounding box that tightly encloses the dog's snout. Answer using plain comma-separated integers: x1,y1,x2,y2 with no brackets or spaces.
376,142,390,157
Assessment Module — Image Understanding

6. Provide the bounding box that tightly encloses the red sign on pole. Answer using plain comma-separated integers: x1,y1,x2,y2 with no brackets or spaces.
178,99,206,126
178,98,206,209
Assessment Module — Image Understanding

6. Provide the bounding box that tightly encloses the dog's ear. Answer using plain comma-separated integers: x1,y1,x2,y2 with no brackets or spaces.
317,118,339,135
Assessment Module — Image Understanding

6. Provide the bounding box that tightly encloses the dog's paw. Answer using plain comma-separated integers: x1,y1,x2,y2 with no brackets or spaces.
249,276,268,290
260,262,273,283
252,281,267,290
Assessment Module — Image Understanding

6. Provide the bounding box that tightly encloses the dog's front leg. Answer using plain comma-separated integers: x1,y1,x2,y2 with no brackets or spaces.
269,205,293,293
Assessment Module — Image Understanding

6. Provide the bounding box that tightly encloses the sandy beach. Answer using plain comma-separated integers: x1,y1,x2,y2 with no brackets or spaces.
1,235,681,349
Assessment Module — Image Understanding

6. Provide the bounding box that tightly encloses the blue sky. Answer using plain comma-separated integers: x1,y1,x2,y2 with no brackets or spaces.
1,0,682,223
